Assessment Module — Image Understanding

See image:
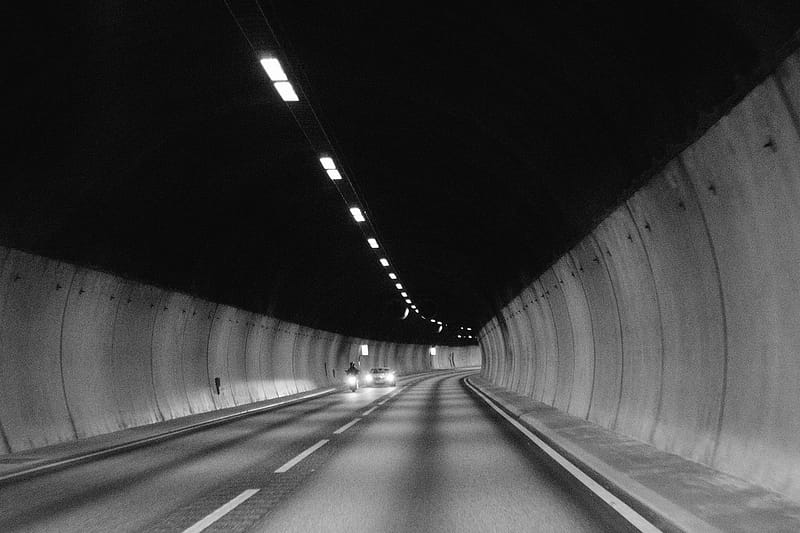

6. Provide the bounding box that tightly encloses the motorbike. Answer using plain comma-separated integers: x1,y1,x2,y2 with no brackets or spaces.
346,374,359,392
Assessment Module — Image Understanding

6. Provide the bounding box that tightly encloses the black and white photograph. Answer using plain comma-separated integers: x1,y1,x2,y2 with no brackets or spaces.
2,2,800,531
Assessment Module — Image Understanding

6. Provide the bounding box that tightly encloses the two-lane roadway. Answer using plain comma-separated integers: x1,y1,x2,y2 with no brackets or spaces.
0,371,625,532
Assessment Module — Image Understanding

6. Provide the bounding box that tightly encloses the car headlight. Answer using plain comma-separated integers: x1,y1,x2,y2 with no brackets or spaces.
347,376,357,385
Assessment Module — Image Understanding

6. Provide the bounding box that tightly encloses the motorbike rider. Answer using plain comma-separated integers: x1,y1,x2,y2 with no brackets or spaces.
345,361,360,377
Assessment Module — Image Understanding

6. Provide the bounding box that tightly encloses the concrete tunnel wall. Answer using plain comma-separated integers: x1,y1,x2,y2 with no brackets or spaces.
479,48,800,502
0,246,478,455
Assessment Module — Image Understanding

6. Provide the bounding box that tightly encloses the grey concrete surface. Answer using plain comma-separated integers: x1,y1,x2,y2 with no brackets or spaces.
479,47,800,503
0,371,616,532
253,371,618,533
469,375,800,533
0,246,477,456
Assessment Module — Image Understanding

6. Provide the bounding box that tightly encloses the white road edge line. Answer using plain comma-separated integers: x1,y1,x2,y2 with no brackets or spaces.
362,406,378,416
464,379,660,533
182,489,259,533
274,440,329,473
333,418,362,434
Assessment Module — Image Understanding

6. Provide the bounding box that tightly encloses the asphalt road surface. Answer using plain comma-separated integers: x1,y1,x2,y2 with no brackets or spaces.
0,371,623,532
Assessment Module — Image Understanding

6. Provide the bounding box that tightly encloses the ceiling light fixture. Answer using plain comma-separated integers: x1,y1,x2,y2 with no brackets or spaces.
389,273,397,280
395,283,403,290
326,169,342,181
273,81,299,102
379,258,389,267
368,238,379,249
259,57,288,81
319,156,336,170
350,207,365,222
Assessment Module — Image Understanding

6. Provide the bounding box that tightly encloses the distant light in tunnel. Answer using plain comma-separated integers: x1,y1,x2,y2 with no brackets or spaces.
389,273,397,280
402,307,410,319
405,299,411,304
259,57,288,81
379,258,389,267
438,324,443,333
430,319,436,323
326,169,342,181
273,81,299,101
414,309,420,313
361,344,369,356
411,304,416,309
350,207,365,222
400,292,407,297
368,238,379,249
467,327,473,331
319,156,336,170
395,283,403,290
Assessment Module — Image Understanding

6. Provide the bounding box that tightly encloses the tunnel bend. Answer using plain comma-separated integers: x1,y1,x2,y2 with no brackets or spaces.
480,48,800,502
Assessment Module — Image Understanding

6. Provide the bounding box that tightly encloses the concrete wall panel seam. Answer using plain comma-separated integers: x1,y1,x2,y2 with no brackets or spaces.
623,201,667,443
675,155,729,460
566,251,596,419
57,264,79,440
204,303,219,407
589,232,626,431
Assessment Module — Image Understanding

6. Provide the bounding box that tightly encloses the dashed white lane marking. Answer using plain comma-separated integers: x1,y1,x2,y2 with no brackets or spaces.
464,379,660,533
362,406,378,416
182,489,259,533
275,440,329,473
333,418,362,434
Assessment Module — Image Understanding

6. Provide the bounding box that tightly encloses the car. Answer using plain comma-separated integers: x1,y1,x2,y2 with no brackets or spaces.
364,367,397,387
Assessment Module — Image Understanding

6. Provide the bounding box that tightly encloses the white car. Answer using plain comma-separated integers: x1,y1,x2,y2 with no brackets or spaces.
364,367,397,387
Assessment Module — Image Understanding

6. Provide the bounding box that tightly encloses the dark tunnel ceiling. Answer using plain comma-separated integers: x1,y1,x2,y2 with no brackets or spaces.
5,2,800,344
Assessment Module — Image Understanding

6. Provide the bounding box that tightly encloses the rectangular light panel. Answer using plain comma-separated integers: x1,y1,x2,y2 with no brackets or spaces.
368,238,379,249
260,58,288,81
389,273,397,280
395,283,403,290
350,207,365,222
273,81,299,101
326,169,342,181
319,157,336,170
379,258,389,267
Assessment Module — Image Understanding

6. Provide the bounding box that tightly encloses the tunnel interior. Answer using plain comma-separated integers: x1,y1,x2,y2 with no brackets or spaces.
3,1,800,529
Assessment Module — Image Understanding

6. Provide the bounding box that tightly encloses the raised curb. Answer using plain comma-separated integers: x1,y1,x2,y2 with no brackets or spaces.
465,375,724,533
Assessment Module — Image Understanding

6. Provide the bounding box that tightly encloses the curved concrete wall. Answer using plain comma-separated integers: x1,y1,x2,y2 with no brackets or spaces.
480,48,800,502
429,345,482,370
0,246,472,454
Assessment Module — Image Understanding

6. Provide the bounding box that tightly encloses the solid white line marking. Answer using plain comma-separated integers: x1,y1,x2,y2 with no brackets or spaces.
362,406,378,416
464,379,660,533
182,489,259,533
333,418,362,434
275,440,329,473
